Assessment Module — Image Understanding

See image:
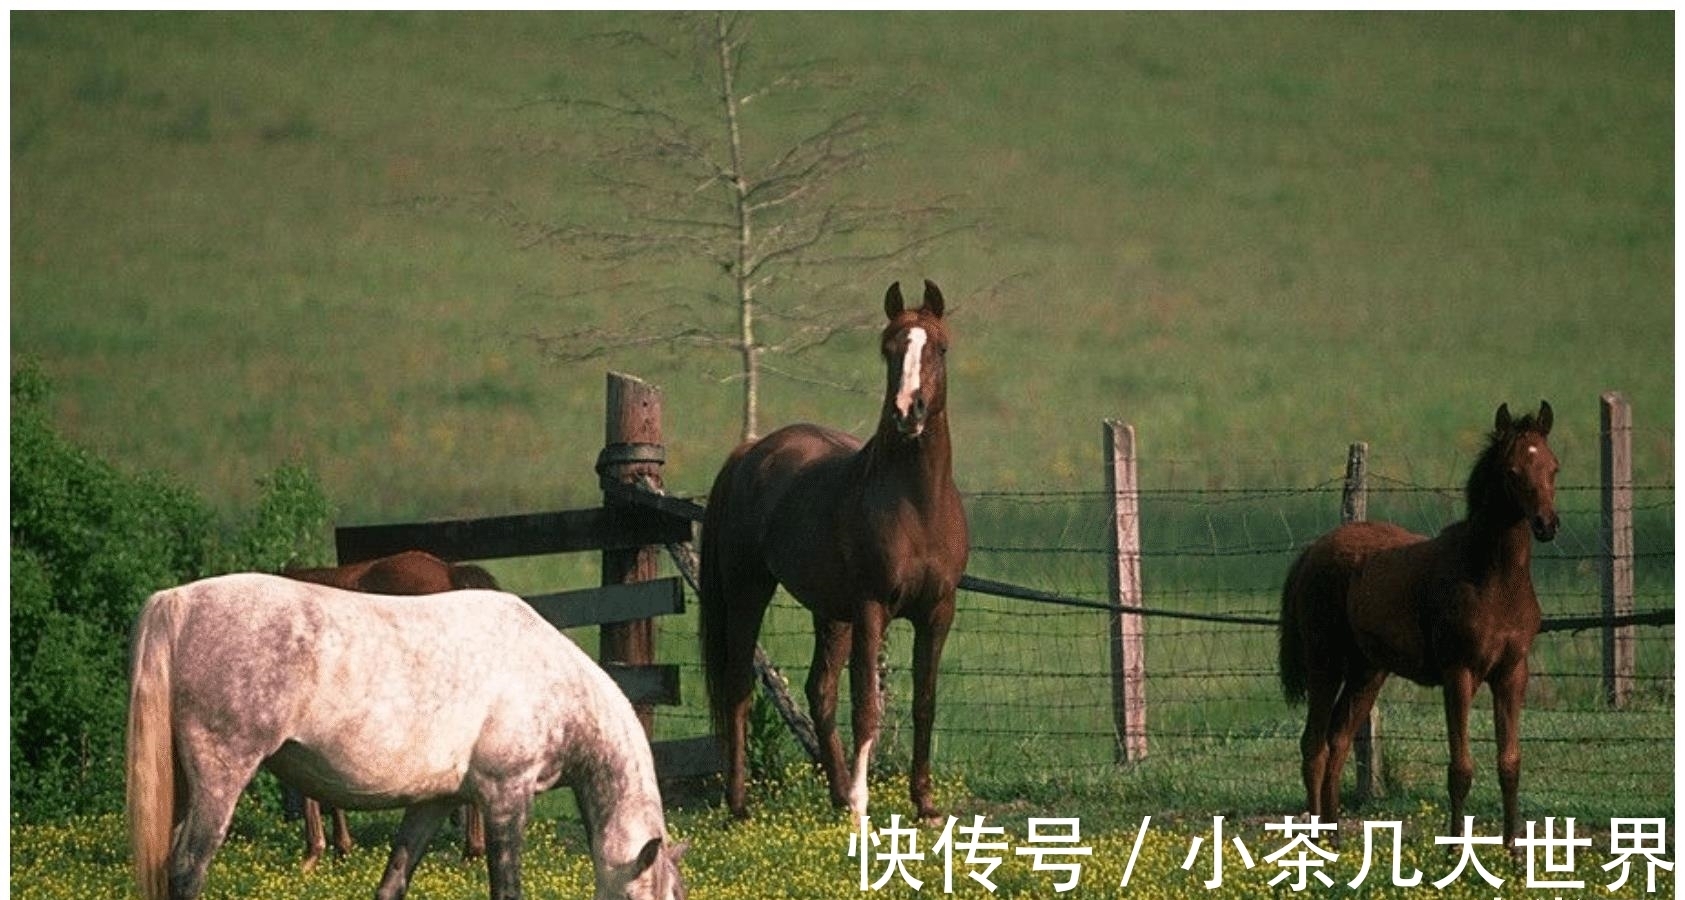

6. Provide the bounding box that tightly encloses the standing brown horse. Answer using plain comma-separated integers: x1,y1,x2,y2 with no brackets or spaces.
1279,401,1558,848
700,280,969,824
284,550,498,867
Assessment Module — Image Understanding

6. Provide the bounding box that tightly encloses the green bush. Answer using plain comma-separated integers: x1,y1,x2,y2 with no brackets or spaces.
745,691,802,782
9,364,333,819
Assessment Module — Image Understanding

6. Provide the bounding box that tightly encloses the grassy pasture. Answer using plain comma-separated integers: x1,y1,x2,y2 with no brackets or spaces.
9,12,1673,519
10,773,1677,899
9,10,1674,896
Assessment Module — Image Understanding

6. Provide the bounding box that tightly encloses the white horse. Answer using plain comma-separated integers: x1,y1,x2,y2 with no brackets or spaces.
126,573,688,900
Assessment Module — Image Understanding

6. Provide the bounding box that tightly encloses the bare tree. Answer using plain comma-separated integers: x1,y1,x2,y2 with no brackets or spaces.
498,12,975,441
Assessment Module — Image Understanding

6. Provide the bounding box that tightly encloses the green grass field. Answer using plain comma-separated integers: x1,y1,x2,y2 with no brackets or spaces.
11,12,1672,518
10,771,1677,899
10,11,1674,897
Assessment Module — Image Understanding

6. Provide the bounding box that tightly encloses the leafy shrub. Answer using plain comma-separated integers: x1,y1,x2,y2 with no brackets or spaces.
219,462,333,574
745,691,802,782
9,364,332,818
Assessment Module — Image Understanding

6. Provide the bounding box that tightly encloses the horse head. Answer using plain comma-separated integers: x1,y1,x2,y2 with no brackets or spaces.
881,279,951,440
1494,400,1560,542
601,836,689,900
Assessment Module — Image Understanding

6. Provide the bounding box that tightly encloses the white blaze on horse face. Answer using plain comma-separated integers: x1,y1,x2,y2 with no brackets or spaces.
894,327,928,420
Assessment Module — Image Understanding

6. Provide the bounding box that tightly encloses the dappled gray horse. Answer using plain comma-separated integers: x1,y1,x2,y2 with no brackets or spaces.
126,573,687,900
283,549,502,867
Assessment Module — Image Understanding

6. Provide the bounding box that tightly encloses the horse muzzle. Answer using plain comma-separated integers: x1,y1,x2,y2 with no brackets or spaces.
894,396,928,438
1531,513,1559,542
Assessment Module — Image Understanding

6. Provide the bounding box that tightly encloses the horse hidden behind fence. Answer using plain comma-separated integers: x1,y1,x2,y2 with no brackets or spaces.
282,550,498,867
125,574,687,900
700,280,969,824
1280,401,1559,848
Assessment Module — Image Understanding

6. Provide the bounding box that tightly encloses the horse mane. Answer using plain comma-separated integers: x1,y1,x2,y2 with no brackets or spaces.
449,563,500,591
1464,410,1545,519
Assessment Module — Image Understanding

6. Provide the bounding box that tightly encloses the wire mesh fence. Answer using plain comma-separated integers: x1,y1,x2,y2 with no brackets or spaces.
650,470,1673,822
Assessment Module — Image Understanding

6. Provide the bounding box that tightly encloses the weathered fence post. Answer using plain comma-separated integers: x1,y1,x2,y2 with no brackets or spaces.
600,372,665,735
1105,420,1147,763
1600,391,1635,709
1343,442,1383,803
1341,442,1369,524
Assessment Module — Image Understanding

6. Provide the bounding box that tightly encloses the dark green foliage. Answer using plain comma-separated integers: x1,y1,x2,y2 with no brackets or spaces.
220,463,334,575
745,691,801,782
9,364,332,818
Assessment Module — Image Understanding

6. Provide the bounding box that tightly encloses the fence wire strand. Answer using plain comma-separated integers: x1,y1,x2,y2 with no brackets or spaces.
614,473,1673,817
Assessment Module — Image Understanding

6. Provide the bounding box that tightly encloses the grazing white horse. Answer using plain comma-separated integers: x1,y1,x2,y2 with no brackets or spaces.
126,573,688,900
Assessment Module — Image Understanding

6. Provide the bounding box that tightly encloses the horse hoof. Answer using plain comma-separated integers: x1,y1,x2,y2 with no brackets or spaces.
301,856,321,874
915,804,944,825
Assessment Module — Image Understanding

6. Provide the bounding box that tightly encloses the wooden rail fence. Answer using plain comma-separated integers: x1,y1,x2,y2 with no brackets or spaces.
323,377,1668,790
333,372,721,780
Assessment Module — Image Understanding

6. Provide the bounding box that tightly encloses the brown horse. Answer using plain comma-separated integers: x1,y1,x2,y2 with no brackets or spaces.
283,550,498,867
1279,401,1558,848
700,280,969,824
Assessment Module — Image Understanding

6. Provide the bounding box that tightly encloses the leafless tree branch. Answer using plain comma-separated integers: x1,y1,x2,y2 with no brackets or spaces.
496,12,979,439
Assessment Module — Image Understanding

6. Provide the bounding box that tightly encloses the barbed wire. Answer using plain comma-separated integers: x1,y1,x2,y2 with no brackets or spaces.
605,479,1674,634
605,478,1672,787
973,544,1677,560
962,480,1675,501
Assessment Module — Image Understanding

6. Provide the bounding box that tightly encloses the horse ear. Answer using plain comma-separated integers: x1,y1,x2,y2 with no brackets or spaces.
1494,403,1512,432
922,279,945,317
635,836,663,874
1537,400,1553,436
884,281,905,319
669,839,691,861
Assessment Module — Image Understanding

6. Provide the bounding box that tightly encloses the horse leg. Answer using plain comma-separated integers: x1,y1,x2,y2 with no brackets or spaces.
846,601,890,826
331,805,353,858
1320,666,1387,835
717,574,775,820
806,615,854,809
1440,668,1478,838
301,797,326,871
167,748,264,900
1298,669,1341,823
1489,660,1528,851
482,794,533,900
463,803,487,860
372,800,453,900
909,601,954,822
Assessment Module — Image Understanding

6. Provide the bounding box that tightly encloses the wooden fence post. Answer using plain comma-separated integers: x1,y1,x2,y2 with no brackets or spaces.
601,372,665,735
1600,392,1634,709
1105,420,1147,763
1344,442,1383,803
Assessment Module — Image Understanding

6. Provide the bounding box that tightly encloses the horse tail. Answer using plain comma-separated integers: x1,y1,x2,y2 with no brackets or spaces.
1278,546,1312,705
449,563,500,592
127,590,181,900
699,446,747,742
